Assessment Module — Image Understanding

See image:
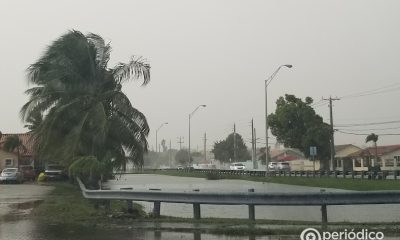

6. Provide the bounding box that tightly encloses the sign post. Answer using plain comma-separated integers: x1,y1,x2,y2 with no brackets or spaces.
310,146,317,171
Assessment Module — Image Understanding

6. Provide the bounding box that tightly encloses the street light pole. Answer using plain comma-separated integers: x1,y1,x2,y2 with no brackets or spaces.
265,64,292,174
188,105,206,166
156,122,168,152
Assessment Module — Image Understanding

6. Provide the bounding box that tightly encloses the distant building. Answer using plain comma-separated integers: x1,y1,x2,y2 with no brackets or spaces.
270,148,305,162
349,145,400,171
334,144,362,171
0,133,35,170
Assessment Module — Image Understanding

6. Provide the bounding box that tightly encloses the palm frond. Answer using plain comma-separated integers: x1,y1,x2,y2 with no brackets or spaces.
113,56,150,85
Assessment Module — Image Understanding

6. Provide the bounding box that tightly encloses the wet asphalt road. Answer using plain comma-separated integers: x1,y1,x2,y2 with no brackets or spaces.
0,183,53,218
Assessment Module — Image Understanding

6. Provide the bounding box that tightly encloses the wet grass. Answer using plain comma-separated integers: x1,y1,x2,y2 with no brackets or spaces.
27,181,400,236
31,182,145,227
151,170,400,191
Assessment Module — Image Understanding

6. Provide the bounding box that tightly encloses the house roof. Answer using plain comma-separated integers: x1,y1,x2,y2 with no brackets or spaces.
348,145,400,158
335,144,356,152
0,133,33,157
335,144,361,158
270,148,304,161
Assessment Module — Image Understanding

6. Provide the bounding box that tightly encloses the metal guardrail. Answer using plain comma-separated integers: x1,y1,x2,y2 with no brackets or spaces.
143,168,400,180
77,178,400,226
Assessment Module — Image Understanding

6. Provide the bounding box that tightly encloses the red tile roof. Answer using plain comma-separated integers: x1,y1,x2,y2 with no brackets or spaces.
0,133,33,157
348,145,400,157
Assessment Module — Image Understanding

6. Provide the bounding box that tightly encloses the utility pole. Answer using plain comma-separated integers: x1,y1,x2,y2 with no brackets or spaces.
169,139,172,166
251,119,256,169
233,123,237,162
177,136,184,150
322,96,340,171
254,128,257,166
203,132,207,162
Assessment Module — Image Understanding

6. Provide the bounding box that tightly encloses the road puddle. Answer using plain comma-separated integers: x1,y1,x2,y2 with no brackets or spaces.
1,200,43,221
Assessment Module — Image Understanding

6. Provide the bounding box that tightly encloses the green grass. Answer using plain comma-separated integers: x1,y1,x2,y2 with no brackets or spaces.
27,181,400,235
31,182,145,227
151,170,400,191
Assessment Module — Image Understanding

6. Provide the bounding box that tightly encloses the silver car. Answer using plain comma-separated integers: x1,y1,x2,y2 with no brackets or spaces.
277,162,291,171
0,168,24,183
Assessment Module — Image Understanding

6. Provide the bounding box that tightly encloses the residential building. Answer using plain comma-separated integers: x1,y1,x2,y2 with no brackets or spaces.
349,145,400,171
335,144,362,171
0,133,35,170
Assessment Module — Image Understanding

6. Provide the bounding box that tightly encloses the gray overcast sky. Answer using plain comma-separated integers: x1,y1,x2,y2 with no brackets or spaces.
1,0,400,151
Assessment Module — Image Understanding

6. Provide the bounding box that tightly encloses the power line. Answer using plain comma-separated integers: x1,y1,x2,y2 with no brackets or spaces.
339,82,400,100
335,126,400,132
335,120,400,127
337,130,400,136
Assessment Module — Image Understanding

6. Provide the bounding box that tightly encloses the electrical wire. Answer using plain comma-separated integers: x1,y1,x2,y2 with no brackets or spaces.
335,126,400,132
339,82,400,100
335,120,400,127
337,130,400,136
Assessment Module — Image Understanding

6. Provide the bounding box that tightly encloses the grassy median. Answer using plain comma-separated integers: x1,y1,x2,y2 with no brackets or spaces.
31,182,146,228
26,181,400,236
150,170,400,191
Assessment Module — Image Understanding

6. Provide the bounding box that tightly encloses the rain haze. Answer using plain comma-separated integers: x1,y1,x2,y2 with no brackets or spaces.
1,0,400,152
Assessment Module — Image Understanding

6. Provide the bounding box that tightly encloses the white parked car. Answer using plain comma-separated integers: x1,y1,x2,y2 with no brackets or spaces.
268,162,278,171
268,162,291,171
277,162,291,171
230,163,245,170
0,168,24,184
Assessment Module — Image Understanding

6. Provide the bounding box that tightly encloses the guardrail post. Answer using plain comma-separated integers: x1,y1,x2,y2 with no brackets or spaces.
321,204,328,229
351,171,355,179
193,203,201,219
320,189,328,229
127,200,133,213
248,189,255,221
105,200,111,213
361,171,365,179
194,232,201,240
120,187,133,213
395,171,398,180
153,201,161,217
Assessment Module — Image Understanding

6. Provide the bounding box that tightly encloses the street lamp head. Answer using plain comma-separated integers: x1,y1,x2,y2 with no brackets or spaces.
201,105,207,107
164,122,169,125
283,64,293,68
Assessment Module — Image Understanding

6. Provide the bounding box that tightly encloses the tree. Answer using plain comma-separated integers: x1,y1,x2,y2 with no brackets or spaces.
20,30,151,182
161,139,167,152
366,133,379,166
268,94,331,168
3,135,26,167
175,149,191,165
212,133,250,163
24,111,43,132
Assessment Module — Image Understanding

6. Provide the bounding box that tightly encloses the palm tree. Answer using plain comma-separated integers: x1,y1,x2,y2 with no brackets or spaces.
24,111,43,132
20,30,151,181
3,135,26,167
365,133,379,167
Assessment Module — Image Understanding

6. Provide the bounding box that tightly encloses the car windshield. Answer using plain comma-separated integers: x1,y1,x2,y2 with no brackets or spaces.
280,163,289,166
47,165,63,170
3,168,17,173
234,164,244,166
